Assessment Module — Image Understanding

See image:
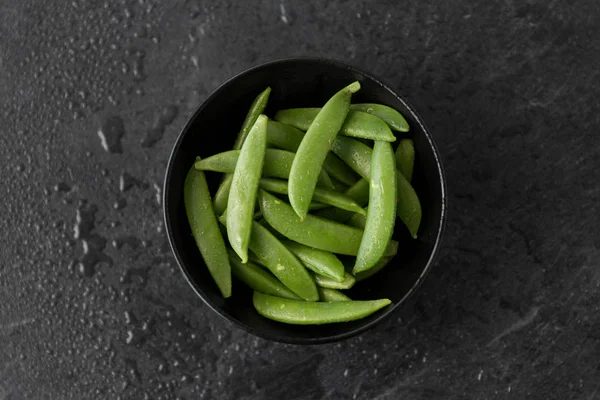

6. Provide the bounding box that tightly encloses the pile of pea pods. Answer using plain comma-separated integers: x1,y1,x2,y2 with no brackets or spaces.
184,82,422,325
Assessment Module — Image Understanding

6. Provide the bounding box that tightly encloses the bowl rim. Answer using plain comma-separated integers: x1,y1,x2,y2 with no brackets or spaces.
163,56,447,344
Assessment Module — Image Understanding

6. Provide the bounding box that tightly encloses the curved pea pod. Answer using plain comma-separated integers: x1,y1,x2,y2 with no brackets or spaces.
354,256,394,281
253,292,390,325
183,165,231,298
281,239,345,282
314,178,370,223
346,211,367,229
259,178,366,215
234,87,272,149
227,115,267,263
195,149,332,188
266,120,358,186
318,287,351,302
354,141,397,274
275,108,396,142
350,103,410,132
288,81,360,219
258,190,364,256
213,173,233,216
331,136,373,180
227,249,300,300
395,138,415,182
314,271,356,289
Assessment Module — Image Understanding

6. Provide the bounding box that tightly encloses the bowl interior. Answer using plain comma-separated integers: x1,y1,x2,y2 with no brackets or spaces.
164,58,446,344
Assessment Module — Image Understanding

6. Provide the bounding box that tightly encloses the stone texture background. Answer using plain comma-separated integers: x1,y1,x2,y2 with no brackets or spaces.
1,0,599,399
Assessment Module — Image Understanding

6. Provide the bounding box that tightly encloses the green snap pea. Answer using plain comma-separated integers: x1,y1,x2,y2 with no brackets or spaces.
258,190,364,256
275,108,397,142
227,249,300,300
314,178,370,222
213,173,233,216
227,115,267,263
354,256,393,281
195,149,333,188
346,211,367,229
314,271,356,289
288,81,360,219
219,214,318,301
395,138,415,182
253,292,391,325
354,141,397,274
281,239,345,282
259,178,366,215
350,103,410,132
266,120,359,186
318,287,351,302
184,164,231,298
331,136,422,238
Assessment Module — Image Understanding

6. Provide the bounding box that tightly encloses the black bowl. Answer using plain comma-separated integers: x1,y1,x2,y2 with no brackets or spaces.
163,58,447,344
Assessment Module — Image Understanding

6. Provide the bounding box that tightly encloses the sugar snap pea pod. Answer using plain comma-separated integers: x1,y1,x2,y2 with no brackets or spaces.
213,173,233,216
218,214,318,301
350,103,410,132
227,249,300,300
346,211,367,229
195,149,332,188
253,292,391,325
331,136,373,180
227,115,267,263
183,164,231,298
354,141,397,274
288,81,361,219
318,287,351,302
281,239,345,282
314,271,356,289
314,178,370,222
258,190,364,255
395,138,415,182
354,256,393,281
266,120,359,186
234,87,272,150
259,178,366,215
275,108,396,142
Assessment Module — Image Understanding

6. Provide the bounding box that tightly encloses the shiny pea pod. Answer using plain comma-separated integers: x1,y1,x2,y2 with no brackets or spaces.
259,178,366,215
314,178,370,223
213,173,233,216
275,108,396,142
253,292,391,325
227,115,267,263
350,103,410,132
395,138,415,182
218,214,318,301
183,165,231,298
318,287,351,302
227,249,300,300
266,120,358,186
288,81,360,219
314,271,356,289
281,239,345,282
354,141,397,274
258,190,364,256
195,149,333,188
331,136,422,238
354,256,393,282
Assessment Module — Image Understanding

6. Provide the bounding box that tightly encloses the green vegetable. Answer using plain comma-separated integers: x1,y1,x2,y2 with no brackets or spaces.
318,287,351,302
350,103,410,132
314,271,356,289
395,138,415,182
281,239,345,282
314,178,370,223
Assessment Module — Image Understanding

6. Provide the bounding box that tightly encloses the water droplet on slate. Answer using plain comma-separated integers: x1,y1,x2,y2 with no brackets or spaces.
97,116,125,153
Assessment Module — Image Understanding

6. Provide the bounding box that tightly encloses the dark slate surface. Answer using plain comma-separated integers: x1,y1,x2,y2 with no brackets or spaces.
1,0,599,399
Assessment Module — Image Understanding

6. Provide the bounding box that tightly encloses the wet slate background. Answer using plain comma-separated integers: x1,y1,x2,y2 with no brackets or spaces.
1,0,600,399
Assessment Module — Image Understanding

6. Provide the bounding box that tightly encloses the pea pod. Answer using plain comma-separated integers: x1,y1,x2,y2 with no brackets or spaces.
354,256,393,281
213,173,233,216
314,178,370,223
266,120,358,186
395,138,415,182
258,190,364,256
331,136,422,238
350,103,410,132
219,214,318,301
195,149,333,188
354,141,397,273
318,287,351,302
259,178,366,215
183,164,231,298
275,108,396,142
314,271,356,289
346,211,367,229
253,292,390,324
227,249,300,300
288,81,360,219
227,115,267,263
281,239,345,282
